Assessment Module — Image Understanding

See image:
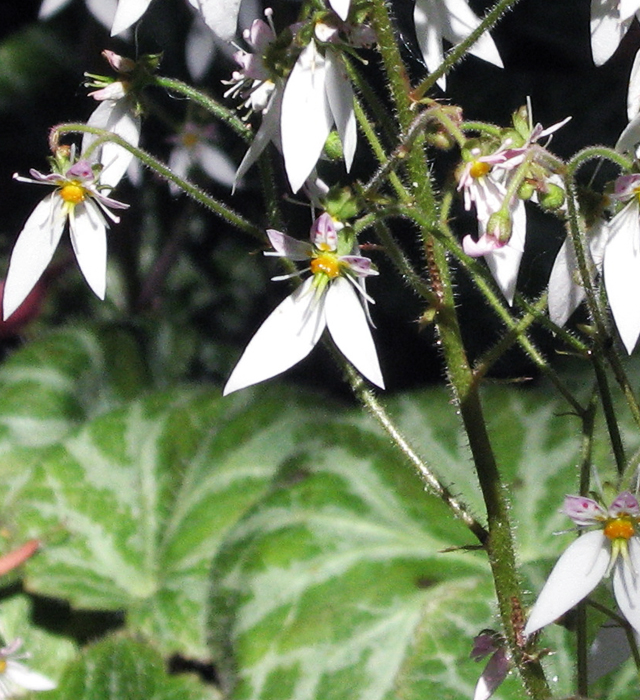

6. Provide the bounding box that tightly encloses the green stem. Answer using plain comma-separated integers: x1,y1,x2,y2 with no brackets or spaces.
592,355,626,476
153,76,252,141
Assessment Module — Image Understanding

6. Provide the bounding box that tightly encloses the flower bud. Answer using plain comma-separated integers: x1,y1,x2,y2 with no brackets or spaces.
518,181,536,200
486,210,512,245
538,183,565,210
323,131,344,161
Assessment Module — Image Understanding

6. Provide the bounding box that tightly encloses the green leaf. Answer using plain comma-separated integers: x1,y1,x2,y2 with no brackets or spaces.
210,422,496,700
0,325,150,451
48,635,220,700
8,385,335,659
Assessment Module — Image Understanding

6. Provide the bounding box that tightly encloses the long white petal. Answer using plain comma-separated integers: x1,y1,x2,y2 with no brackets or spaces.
628,48,640,120
111,0,152,36
414,0,447,87
328,0,350,21
223,278,326,395
82,99,141,189
85,0,118,30
186,14,218,81
168,146,191,195
548,238,585,327
325,277,384,389
70,202,107,300
616,113,640,155
38,0,71,19
281,42,333,193
603,201,640,353
523,531,610,637
194,0,242,40
442,0,503,68
473,648,510,700
6,662,56,691
325,52,357,172
590,0,628,65
197,143,238,188
613,537,640,634
3,194,65,320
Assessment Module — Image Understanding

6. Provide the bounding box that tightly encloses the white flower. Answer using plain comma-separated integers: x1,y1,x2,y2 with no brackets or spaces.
39,0,117,29
591,0,640,66
4,153,128,320
413,0,503,89
281,39,356,193
0,638,56,697
603,174,640,353
223,213,384,395
524,491,640,638
168,123,238,193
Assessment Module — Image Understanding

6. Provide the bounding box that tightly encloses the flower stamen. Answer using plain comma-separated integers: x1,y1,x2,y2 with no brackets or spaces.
604,517,635,541
311,253,341,278
59,182,86,205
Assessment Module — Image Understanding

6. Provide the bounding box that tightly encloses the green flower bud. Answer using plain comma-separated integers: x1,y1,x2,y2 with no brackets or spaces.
518,181,536,201
323,131,344,161
538,183,565,210
486,210,512,244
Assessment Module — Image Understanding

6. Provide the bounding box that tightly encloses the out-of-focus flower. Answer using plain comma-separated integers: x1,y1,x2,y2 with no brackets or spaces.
591,0,640,66
39,0,117,30
524,491,640,638
167,122,238,193
413,0,503,89
470,630,512,700
4,150,128,320
0,638,56,697
224,213,384,394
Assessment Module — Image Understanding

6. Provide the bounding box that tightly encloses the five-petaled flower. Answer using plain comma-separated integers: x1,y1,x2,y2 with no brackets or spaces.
4,150,128,321
524,491,640,638
223,212,384,394
0,638,56,697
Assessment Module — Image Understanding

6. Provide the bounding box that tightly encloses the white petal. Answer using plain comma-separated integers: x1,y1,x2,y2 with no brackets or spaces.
38,0,71,19
590,0,628,65
616,112,640,154
3,194,65,320
70,202,107,300
223,278,326,395
442,0,503,68
167,146,191,195
85,0,118,29
484,200,526,305
414,0,446,87
197,143,238,188
523,531,610,637
186,14,217,81
325,52,357,172
281,41,333,193
328,0,350,21
548,238,585,327
194,0,242,41
603,201,640,353
613,537,640,634
235,86,282,187
6,662,56,691
628,48,640,120
111,0,152,36
82,99,141,188
325,277,384,389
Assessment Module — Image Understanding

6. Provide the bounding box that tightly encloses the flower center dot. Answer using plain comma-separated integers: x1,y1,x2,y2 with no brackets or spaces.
182,133,199,148
0,659,7,674
469,161,491,179
604,517,635,541
311,253,341,279
59,183,86,204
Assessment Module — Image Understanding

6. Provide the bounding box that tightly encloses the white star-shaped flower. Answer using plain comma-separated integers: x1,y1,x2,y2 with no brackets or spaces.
4,153,128,320
524,491,640,638
413,0,503,89
0,638,56,698
224,213,384,394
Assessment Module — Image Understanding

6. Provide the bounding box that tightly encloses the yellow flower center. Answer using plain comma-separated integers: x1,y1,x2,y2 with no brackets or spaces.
604,517,635,541
0,658,7,674
182,132,199,148
310,252,341,279
59,182,86,204
469,160,491,179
